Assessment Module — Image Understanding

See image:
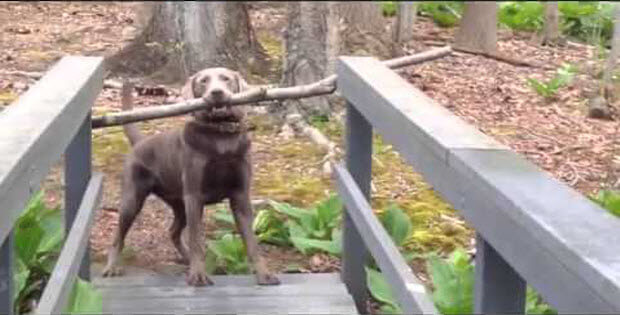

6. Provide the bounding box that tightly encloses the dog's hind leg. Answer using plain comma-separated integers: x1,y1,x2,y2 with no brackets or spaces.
165,198,189,265
230,191,280,285
102,165,151,277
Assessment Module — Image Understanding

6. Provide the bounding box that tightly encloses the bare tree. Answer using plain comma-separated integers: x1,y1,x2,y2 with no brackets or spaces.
277,2,390,119
591,3,620,119
107,2,268,83
542,2,561,45
394,2,417,44
454,2,497,54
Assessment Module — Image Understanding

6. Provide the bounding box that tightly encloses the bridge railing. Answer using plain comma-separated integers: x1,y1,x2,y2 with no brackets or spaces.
336,56,620,314
0,56,104,314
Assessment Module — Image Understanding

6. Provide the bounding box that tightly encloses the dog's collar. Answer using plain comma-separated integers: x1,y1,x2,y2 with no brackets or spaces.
191,120,249,133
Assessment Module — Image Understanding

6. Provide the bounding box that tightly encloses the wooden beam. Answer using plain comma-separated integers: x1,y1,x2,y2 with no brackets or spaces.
335,165,438,314
336,56,620,312
36,173,103,315
0,56,104,245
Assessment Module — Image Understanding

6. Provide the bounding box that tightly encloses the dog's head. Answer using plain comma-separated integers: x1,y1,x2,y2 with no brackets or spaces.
181,67,250,125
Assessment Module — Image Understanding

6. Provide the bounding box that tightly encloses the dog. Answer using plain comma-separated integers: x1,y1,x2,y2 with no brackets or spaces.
102,68,280,287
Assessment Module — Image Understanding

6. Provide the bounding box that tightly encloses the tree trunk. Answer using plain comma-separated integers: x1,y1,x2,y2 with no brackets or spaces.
454,2,497,54
394,2,417,44
277,2,389,119
107,2,268,84
542,2,561,46
591,3,620,119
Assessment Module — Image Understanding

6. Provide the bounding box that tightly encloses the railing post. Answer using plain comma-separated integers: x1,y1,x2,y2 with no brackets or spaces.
474,233,526,314
0,231,14,315
65,115,92,280
342,101,372,312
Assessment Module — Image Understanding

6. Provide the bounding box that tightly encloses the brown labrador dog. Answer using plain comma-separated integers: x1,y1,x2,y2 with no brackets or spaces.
102,68,280,286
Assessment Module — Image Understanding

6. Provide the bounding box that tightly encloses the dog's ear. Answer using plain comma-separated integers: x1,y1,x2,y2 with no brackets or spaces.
181,74,198,99
233,71,249,93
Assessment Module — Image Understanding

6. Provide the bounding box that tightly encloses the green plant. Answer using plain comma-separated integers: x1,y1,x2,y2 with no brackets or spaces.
366,205,418,313
590,190,620,217
13,191,64,313
269,195,343,255
527,63,577,99
252,208,290,246
63,278,103,314
428,249,474,314
366,266,402,314
212,206,289,245
381,2,397,17
498,2,544,31
560,2,614,46
205,233,249,274
427,248,556,315
418,2,463,28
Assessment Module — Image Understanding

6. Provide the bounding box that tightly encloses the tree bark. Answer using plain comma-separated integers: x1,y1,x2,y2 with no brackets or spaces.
106,2,268,84
454,2,497,54
591,3,620,119
394,2,417,44
542,2,561,46
278,2,389,120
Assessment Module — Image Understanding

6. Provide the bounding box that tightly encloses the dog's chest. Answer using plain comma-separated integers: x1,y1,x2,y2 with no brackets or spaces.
200,159,247,198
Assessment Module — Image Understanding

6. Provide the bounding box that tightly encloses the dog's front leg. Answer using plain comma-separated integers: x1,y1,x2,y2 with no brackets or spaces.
184,194,212,286
230,191,280,285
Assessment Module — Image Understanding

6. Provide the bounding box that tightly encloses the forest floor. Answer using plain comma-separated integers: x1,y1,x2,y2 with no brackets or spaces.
1,2,619,284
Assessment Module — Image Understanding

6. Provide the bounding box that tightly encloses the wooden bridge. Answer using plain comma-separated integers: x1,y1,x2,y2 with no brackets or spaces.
1,55,620,314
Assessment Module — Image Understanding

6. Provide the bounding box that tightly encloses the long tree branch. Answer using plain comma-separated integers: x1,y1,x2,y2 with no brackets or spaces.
92,46,452,129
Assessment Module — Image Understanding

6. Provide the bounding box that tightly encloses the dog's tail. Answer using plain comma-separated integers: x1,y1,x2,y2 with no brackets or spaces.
121,81,144,146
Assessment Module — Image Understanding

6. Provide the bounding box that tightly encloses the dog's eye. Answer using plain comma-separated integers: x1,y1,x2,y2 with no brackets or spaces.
220,75,230,82
200,76,210,83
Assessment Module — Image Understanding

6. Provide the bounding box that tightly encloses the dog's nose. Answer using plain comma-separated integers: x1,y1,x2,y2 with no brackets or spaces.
210,89,224,97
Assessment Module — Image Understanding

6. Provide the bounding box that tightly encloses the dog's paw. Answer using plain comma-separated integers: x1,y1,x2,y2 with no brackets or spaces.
256,273,280,286
174,256,190,265
102,265,124,277
186,270,213,287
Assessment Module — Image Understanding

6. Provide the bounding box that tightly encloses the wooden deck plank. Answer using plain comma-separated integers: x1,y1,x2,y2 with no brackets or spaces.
95,273,358,314
102,295,356,314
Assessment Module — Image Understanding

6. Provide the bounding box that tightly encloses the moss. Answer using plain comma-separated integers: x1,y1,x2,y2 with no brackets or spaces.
0,90,17,106
256,30,284,81
92,126,130,170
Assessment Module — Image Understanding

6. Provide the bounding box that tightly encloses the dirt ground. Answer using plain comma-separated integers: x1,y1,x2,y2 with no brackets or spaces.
1,2,618,280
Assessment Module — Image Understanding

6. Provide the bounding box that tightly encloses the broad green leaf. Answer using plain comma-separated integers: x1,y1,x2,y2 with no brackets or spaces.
290,237,341,256
64,278,103,314
37,208,63,254
287,220,309,239
214,207,235,225
14,215,44,265
269,200,310,220
315,195,342,228
380,205,412,246
428,250,474,314
365,266,401,313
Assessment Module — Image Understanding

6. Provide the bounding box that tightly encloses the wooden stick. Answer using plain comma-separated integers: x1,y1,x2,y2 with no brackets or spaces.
91,46,452,128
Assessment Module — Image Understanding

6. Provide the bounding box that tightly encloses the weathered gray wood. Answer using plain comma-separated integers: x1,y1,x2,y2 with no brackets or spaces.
95,273,358,314
474,234,526,314
342,101,372,312
36,173,103,315
64,115,92,280
337,56,620,313
0,56,104,245
94,272,344,288
334,165,438,314
103,295,356,314
452,149,620,313
0,231,13,315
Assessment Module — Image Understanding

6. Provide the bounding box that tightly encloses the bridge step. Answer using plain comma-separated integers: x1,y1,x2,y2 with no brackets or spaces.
93,272,358,314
